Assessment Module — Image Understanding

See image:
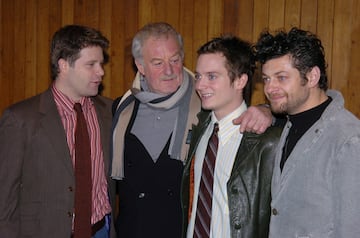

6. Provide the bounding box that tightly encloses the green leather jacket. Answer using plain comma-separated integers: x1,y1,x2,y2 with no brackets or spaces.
181,110,281,238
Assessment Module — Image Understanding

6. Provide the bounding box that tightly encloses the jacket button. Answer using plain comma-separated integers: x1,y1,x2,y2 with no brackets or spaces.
272,208,278,215
234,222,241,229
167,189,174,196
67,211,73,217
138,192,145,198
68,186,73,192
231,187,238,194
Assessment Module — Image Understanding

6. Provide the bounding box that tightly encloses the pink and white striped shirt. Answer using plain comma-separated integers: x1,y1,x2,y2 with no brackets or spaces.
52,84,111,225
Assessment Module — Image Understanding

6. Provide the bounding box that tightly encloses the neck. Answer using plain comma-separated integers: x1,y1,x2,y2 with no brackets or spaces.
290,88,328,115
214,99,244,121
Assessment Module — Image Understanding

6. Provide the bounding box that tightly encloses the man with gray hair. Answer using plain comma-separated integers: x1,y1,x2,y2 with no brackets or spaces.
111,22,272,238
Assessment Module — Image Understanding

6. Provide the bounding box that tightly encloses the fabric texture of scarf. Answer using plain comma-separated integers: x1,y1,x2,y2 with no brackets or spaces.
111,68,200,179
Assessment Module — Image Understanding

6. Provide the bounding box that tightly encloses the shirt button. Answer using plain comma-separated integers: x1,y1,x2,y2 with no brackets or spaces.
156,116,160,120
272,208,278,215
138,192,145,199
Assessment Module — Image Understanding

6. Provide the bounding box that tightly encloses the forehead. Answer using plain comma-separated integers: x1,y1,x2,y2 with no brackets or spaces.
142,35,181,58
77,46,103,60
262,54,295,74
196,53,226,72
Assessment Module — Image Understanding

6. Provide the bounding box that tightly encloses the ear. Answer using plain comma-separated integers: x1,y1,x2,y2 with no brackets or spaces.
234,74,248,90
135,59,145,75
58,58,69,73
307,66,321,88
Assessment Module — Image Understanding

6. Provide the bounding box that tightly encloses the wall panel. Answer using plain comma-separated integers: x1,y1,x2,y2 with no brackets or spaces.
13,0,26,104
179,0,195,69
317,0,334,89
269,0,285,29
0,0,359,118
1,0,14,112
25,0,38,98
300,0,318,33
348,0,360,116
284,0,301,28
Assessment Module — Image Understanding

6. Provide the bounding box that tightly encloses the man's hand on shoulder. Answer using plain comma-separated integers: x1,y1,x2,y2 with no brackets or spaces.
233,104,273,134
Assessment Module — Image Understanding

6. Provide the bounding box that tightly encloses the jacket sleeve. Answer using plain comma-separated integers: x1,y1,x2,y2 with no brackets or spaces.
333,133,360,237
0,109,25,237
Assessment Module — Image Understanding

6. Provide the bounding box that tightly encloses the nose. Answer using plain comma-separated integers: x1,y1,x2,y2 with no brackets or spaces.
195,77,206,91
264,78,277,93
96,65,105,76
164,62,174,75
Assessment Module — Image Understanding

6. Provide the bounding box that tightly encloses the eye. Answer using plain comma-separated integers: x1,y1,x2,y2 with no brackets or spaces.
278,75,286,81
152,61,163,67
170,57,181,65
86,62,96,68
208,73,216,80
194,73,201,81
262,76,270,84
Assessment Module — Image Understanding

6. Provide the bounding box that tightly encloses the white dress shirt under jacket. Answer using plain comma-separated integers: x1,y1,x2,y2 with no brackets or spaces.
187,102,247,238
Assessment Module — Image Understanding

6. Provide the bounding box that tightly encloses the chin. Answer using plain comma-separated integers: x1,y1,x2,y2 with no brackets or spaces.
270,105,287,115
88,90,99,96
201,104,213,111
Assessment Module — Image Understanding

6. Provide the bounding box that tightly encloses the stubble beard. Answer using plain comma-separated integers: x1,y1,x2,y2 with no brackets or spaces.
270,102,288,115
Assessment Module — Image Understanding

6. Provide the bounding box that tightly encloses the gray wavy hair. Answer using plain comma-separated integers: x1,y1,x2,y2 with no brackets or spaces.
132,22,184,64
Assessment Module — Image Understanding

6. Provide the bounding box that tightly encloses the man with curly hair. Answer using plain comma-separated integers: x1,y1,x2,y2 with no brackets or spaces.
254,27,360,237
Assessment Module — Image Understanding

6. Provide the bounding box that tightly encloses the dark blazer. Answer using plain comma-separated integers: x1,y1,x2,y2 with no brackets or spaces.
181,110,281,238
0,88,116,238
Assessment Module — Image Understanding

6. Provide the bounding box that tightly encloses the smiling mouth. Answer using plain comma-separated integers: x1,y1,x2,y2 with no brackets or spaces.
269,93,285,101
200,93,213,99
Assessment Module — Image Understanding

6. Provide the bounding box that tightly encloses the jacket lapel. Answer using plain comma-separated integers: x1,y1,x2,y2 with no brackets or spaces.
92,96,112,174
231,132,260,177
186,111,211,164
38,89,74,175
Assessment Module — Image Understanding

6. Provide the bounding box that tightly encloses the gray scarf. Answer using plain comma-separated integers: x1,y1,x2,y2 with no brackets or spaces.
131,70,192,161
111,68,197,179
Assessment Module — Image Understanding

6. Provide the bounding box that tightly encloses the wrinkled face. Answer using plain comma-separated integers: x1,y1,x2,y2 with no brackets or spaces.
195,53,245,120
56,46,104,102
135,35,183,95
262,54,310,115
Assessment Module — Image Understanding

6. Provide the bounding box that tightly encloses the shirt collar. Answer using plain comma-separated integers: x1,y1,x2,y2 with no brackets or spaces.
210,101,247,144
52,83,93,113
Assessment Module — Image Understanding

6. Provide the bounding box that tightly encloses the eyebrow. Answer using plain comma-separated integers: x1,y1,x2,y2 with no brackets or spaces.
84,59,102,64
262,70,287,76
195,71,219,76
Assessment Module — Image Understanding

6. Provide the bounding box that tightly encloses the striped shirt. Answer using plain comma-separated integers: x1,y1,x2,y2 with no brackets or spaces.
187,102,247,238
52,85,111,225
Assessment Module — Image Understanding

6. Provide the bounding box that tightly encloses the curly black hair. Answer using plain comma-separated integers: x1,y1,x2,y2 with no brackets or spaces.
253,27,328,90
